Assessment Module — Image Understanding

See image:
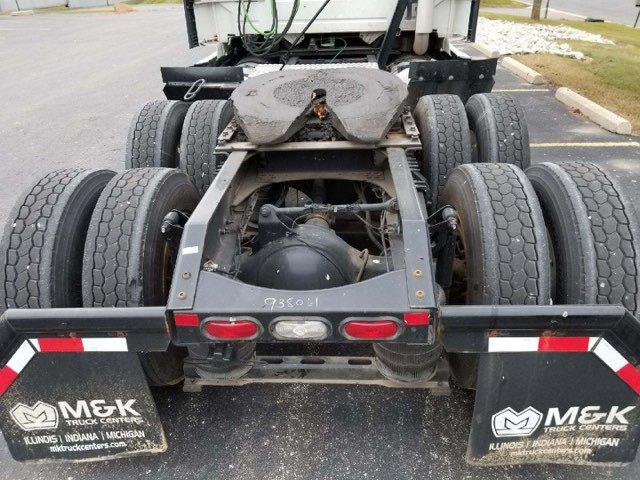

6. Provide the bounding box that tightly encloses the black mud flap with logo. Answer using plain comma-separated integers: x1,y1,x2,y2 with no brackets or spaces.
469,347,640,466
0,350,166,462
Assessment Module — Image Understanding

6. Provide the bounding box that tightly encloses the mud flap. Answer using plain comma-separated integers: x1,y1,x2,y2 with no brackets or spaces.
469,346,640,466
0,349,166,462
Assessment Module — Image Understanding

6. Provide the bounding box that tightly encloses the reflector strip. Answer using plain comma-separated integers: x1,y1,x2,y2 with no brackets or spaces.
31,337,128,353
538,336,590,352
82,338,128,352
6,341,36,372
403,312,430,326
174,313,200,327
0,366,18,396
0,337,130,398
0,341,37,396
592,339,628,372
488,335,640,397
617,364,640,396
488,337,539,352
35,338,84,352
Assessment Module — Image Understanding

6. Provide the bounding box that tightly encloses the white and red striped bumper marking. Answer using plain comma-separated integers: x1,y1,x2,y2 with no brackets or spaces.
30,337,128,353
0,337,128,396
488,336,640,395
0,341,37,396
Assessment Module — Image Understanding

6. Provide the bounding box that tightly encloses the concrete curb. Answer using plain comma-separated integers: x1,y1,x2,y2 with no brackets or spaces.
501,57,545,85
555,87,632,135
470,42,500,59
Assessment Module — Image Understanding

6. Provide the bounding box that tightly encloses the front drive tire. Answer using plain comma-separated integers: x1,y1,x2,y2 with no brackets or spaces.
125,100,189,169
179,100,234,196
414,94,471,209
0,169,115,311
527,162,640,316
466,93,531,169
83,168,199,385
442,163,551,388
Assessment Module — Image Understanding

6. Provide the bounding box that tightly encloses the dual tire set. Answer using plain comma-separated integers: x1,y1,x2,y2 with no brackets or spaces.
415,93,640,387
0,99,234,385
414,92,529,209
126,99,233,195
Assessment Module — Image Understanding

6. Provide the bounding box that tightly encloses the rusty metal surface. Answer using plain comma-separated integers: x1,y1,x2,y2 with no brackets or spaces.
230,68,408,145
182,356,450,393
215,134,422,152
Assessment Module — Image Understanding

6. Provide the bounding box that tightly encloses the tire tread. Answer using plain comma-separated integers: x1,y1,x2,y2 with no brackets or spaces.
415,94,471,207
476,163,547,304
467,93,530,169
1,169,113,309
557,162,638,314
179,100,233,195
83,168,164,307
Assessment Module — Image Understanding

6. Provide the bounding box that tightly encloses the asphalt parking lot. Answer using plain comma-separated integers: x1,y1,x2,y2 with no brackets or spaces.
1,6,640,480
492,68,640,209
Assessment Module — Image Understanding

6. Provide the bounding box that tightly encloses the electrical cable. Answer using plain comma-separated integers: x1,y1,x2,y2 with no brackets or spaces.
242,0,276,35
237,0,300,58
329,37,347,63
238,0,277,56
239,1,275,56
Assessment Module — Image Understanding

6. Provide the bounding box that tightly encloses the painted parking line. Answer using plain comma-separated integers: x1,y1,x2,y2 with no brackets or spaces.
0,28,52,32
530,142,640,148
493,88,550,93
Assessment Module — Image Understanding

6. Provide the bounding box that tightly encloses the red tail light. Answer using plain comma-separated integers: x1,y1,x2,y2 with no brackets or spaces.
202,318,260,340
341,319,400,340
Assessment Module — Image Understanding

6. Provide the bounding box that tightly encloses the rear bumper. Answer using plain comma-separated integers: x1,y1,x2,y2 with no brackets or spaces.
3,304,640,466
0,306,170,357
2,303,639,357
441,304,640,358
3,304,639,416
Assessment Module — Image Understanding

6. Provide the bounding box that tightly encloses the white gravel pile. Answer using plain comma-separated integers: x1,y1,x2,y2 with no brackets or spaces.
477,17,614,60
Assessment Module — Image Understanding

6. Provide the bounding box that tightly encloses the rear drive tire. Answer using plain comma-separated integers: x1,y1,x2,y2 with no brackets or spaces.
125,100,189,168
83,168,199,386
527,162,640,315
441,163,550,388
414,94,471,209
0,169,115,311
179,100,234,195
466,93,531,169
